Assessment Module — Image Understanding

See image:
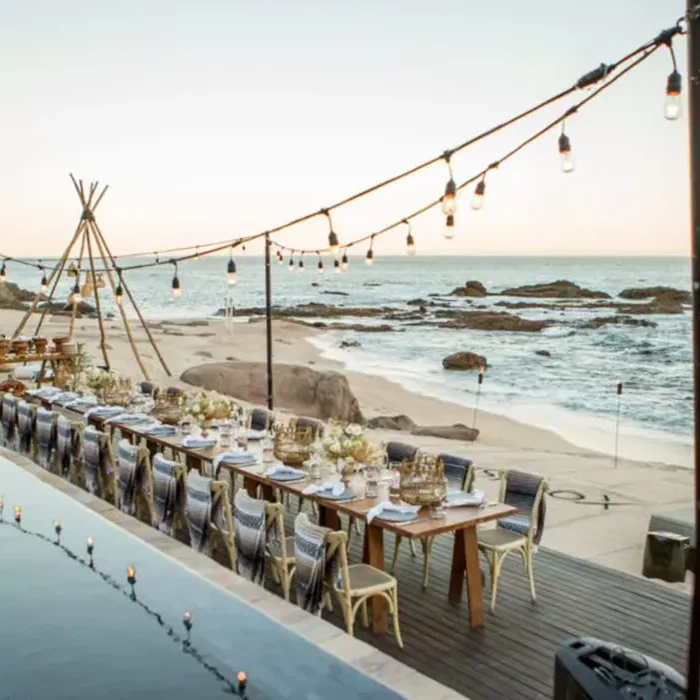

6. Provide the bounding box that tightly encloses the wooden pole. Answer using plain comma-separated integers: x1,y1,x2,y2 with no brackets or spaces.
85,224,110,370
265,233,274,410
68,227,87,338
91,220,172,377
89,220,151,380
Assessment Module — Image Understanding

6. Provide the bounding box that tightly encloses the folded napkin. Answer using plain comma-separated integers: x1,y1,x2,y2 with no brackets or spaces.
264,464,306,479
213,450,258,470
302,481,345,497
444,489,486,508
106,412,151,425
29,387,62,399
180,435,216,449
247,429,266,440
52,392,79,406
65,398,99,410
366,501,421,524
84,405,123,422
143,424,177,437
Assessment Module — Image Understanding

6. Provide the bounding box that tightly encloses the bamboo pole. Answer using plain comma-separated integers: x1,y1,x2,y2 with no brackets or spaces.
85,225,110,370
89,220,150,380
91,220,172,377
68,227,87,338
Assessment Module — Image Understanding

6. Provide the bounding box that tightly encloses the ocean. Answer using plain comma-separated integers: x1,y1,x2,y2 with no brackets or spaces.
7,254,693,466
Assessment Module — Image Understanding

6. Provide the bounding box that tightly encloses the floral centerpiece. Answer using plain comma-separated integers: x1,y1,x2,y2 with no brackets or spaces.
183,391,232,435
80,367,132,405
321,423,378,485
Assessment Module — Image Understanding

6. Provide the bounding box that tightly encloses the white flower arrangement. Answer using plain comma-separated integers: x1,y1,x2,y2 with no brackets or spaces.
183,391,232,424
321,423,377,469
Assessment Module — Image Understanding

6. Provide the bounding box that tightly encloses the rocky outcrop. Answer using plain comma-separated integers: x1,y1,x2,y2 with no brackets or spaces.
0,282,36,310
285,319,396,333
37,300,97,317
433,310,549,332
580,316,658,330
500,280,610,299
442,351,487,370
181,361,364,424
215,302,391,319
535,350,551,357
322,290,350,297
619,286,691,305
339,340,361,348
412,423,479,442
451,280,488,297
366,415,417,431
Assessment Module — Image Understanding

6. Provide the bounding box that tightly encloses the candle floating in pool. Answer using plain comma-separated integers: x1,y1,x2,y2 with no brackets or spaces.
237,671,247,695
53,519,62,542
13,506,21,526
126,565,137,599
87,537,95,567
183,611,193,643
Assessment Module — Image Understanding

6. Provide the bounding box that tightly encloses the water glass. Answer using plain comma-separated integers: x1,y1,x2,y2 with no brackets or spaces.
262,434,274,464
219,420,232,449
429,500,446,520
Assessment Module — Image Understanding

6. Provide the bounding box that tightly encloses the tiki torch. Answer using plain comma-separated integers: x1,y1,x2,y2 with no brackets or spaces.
472,364,486,434
614,379,623,469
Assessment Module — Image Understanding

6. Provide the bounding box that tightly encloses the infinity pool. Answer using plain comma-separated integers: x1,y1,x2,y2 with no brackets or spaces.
0,457,402,699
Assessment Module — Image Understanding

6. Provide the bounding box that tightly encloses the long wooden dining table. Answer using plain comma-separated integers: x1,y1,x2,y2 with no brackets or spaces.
47,403,516,633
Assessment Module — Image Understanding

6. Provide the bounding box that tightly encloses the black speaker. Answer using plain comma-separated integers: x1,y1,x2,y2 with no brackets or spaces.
554,637,686,699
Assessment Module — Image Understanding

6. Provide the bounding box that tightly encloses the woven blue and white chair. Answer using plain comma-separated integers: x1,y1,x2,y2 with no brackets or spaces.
117,439,153,524
1,393,18,449
477,468,548,613
34,407,56,469
152,454,187,540
81,425,118,505
390,453,475,589
385,441,418,469
55,414,81,479
16,401,36,456
248,408,274,433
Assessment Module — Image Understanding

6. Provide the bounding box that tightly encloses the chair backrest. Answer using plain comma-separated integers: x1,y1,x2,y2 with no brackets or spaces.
82,426,117,502
1,392,17,442
16,400,35,454
139,381,156,397
34,407,55,468
438,453,475,492
294,512,333,614
498,469,548,545
165,386,183,397
249,408,273,432
55,413,80,477
116,439,152,516
294,416,324,440
326,529,350,595
385,441,418,468
152,453,186,534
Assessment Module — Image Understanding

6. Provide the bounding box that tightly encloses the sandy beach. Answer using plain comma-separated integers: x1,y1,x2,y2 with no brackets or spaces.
0,308,693,589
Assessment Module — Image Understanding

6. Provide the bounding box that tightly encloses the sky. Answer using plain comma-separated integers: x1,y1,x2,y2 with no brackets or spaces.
0,0,691,257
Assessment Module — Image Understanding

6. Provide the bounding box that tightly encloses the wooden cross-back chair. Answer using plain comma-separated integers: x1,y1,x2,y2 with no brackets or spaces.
1,392,18,450
33,407,56,469
16,400,36,456
55,413,83,482
116,439,154,525
152,453,189,544
81,425,119,506
210,480,236,569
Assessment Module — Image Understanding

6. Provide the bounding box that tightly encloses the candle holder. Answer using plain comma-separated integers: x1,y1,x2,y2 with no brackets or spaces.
53,519,62,544
126,565,137,600
87,537,95,568
183,611,193,645
13,506,21,527
237,671,247,696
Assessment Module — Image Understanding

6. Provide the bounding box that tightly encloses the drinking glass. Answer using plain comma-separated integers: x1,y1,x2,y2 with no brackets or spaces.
219,420,232,449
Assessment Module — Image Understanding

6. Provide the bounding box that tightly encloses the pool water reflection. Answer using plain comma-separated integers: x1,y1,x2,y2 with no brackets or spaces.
0,457,402,700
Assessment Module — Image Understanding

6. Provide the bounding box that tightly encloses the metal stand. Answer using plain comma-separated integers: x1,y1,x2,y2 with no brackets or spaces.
264,233,274,410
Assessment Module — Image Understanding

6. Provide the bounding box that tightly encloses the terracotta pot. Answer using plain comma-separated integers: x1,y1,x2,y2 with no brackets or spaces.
11,340,29,355
0,339,10,357
32,336,48,355
53,336,71,353
61,342,77,357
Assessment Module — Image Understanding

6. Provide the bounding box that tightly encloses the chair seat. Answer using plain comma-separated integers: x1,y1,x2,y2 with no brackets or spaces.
267,536,296,561
477,527,526,549
334,563,395,594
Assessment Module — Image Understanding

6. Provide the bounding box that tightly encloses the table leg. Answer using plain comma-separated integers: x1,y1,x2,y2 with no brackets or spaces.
365,524,387,634
449,529,467,603
318,504,341,530
186,455,203,474
449,527,485,628
243,476,259,497
260,483,275,502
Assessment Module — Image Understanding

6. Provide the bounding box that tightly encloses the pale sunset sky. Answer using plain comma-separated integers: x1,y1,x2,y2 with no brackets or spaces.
0,0,690,257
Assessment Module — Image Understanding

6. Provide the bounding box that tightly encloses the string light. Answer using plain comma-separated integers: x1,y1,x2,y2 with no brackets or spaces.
404,220,416,256
444,214,455,240
0,261,7,284
39,264,48,294
471,178,486,210
276,250,283,264
288,254,295,271
115,269,124,306
69,281,82,305
317,253,324,273
333,259,341,274
172,263,181,298
324,210,339,255
365,236,375,266
227,248,237,287
558,125,575,173
341,251,349,271
441,152,457,216
298,256,305,272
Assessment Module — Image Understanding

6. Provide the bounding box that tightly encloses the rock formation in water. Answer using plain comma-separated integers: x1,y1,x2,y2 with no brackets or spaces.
500,279,610,299
451,280,488,297
433,310,549,332
618,286,691,305
442,351,487,370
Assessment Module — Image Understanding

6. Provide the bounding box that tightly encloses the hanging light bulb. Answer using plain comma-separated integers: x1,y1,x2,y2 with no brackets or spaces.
317,256,324,273
443,214,455,240
558,129,575,173
70,282,82,305
341,251,349,271
172,265,181,298
277,251,283,264
365,239,374,267
0,262,7,284
115,279,124,306
242,244,247,254
227,257,237,287
333,259,341,274
440,154,457,216
298,258,305,272
403,220,416,256
323,210,339,255
665,70,682,120
39,266,48,294
471,179,486,210
288,255,295,271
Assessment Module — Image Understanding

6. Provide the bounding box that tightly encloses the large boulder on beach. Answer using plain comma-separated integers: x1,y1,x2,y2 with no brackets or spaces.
451,280,487,297
500,280,610,299
181,361,364,424
0,282,35,310
442,351,487,370
412,423,479,442
366,415,417,431
619,286,691,305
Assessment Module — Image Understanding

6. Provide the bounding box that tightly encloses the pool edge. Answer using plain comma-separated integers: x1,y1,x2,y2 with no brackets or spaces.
1,448,468,700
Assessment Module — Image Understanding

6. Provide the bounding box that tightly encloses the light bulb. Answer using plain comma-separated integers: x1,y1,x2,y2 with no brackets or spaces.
298,259,305,272
328,231,339,254
115,283,124,306
406,233,416,256
665,71,682,121
277,253,283,265
0,263,6,283
227,259,237,287
471,181,486,210
317,260,324,273
365,248,374,266
288,258,294,271
40,272,48,294
341,253,349,271
70,283,82,304
558,133,574,173
443,214,455,240
333,260,341,274
441,179,457,216
172,275,181,298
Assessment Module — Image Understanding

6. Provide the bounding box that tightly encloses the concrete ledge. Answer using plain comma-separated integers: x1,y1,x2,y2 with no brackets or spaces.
1,447,467,700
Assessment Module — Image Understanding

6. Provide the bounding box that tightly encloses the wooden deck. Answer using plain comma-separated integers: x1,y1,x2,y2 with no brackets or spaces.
268,511,690,700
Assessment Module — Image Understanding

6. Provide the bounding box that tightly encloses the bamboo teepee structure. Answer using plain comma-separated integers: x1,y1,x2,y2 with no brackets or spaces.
12,175,170,380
